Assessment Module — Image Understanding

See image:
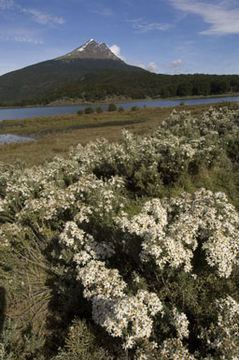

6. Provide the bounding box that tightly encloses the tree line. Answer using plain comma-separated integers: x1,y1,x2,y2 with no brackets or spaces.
1,71,239,107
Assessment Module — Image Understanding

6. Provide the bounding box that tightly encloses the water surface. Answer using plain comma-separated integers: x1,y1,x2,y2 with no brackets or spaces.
0,134,34,144
0,96,239,122
0,96,239,145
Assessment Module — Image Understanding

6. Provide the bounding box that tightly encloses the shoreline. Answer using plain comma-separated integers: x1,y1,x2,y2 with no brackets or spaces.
0,101,237,165
1,93,239,110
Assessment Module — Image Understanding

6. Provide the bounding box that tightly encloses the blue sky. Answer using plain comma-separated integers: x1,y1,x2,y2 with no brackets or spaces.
0,0,239,76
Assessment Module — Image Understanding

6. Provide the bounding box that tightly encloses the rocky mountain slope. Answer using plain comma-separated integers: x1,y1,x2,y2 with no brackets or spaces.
0,39,144,103
0,39,239,105
57,39,122,61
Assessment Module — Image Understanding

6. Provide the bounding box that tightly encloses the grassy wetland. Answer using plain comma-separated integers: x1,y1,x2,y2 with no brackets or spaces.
0,103,216,166
0,102,239,359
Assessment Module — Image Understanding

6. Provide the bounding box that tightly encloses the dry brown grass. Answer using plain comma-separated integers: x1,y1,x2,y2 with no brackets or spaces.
0,104,214,166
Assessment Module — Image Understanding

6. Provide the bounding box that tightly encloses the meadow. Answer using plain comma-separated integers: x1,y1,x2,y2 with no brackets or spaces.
0,103,215,166
0,102,239,359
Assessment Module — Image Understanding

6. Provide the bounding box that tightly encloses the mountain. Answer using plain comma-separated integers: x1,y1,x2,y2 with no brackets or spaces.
57,39,121,61
1,39,239,106
0,39,145,103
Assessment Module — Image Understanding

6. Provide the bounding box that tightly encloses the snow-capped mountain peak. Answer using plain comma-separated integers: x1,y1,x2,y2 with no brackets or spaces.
76,39,96,52
57,39,122,61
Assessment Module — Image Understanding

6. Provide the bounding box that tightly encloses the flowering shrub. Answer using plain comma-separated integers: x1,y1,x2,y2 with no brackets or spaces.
116,189,239,277
0,106,239,359
199,296,239,359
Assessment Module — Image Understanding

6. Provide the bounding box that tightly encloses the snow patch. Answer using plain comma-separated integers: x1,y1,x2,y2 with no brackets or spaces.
77,38,95,52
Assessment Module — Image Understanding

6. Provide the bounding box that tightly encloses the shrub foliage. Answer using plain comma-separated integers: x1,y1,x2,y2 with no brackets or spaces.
0,105,239,359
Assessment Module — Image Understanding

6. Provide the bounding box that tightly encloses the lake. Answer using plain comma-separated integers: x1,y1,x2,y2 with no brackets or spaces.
0,96,239,122
0,134,34,144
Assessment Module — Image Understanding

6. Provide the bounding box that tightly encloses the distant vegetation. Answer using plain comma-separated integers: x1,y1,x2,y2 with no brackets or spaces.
0,102,235,166
1,69,239,106
1,41,239,107
108,103,117,111
96,106,103,113
84,106,94,114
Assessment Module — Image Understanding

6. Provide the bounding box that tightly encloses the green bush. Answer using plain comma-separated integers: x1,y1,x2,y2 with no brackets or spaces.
84,106,94,114
76,109,83,115
96,106,103,113
1,106,239,359
118,106,124,112
107,103,117,112
130,105,139,111
53,319,115,360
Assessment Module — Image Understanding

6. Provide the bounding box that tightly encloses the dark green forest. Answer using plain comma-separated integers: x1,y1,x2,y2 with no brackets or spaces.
1,69,239,107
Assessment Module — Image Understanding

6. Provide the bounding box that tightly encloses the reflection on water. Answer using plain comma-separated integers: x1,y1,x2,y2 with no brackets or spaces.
0,134,34,144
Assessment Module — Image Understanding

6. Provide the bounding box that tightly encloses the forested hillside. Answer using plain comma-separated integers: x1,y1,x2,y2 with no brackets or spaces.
1,39,239,106
1,70,239,106
0,59,143,105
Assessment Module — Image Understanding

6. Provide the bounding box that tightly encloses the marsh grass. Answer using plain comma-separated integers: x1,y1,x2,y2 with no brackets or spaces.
0,104,213,166
0,238,52,359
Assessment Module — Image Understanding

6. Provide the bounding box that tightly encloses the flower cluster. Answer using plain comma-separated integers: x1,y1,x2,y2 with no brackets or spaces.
157,338,197,360
172,307,189,339
58,220,163,351
116,188,239,277
1,106,239,359
92,289,163,348
69,107,235,192
199,296,239,359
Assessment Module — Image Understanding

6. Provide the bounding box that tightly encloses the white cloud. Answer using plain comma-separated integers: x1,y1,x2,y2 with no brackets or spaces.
147,62,160,72
129,18,172,33
0,0,14,9
92,8,114,16
21,8,65,25
171,59,183,66
109,41,160,73
109,46,160,72
0,0,65,26
109,44,126,61
170,0,239,35
0,33,43,44
108,44,160,73
0,28,43,44
137,63,146,69
162,59,183,73
12,35,43,44
134,61,160,72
